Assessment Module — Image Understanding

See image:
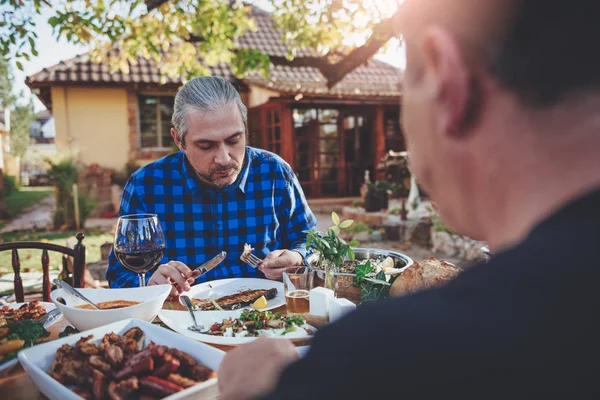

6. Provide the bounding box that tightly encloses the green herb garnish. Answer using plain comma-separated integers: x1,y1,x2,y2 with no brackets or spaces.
285,316,304,326
7,320,50,347
281,323,297,336
58,326,80,338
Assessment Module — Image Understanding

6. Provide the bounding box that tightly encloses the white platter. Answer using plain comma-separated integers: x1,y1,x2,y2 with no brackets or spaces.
159,309,316,346
182,278,285,311
18,318,225,400
0,301,58,378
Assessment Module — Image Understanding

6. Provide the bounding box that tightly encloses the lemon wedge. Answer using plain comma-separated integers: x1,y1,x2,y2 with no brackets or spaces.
251,296,268,310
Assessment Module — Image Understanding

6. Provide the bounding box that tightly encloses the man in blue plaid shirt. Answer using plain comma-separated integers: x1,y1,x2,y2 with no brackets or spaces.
106,77,317,295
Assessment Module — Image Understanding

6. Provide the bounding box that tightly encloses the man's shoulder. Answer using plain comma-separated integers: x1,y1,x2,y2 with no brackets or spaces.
129,152,184,183
247,147,294,179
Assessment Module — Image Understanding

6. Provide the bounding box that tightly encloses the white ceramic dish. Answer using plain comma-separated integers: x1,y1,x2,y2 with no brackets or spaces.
182,278,285,311
18,318,225,400
50,284,171,331
0,301,58,378
159,309,316,346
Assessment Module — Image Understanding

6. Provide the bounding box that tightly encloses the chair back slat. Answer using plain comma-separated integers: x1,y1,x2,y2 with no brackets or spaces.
73,233,86,288
42,249,50,302
12,249,24,303
0,233,87,299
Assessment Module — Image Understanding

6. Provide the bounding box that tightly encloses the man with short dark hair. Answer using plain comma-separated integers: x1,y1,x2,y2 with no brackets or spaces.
106,77,316,294
218,0,600,398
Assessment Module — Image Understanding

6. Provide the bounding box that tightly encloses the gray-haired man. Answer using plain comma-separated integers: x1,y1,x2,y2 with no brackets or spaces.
106,76,317,296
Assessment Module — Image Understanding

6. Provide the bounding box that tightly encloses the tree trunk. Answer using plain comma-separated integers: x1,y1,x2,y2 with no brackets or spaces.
0,168,8,218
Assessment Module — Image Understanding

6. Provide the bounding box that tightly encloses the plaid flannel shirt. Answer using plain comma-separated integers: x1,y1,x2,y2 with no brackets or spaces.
106,147,317,288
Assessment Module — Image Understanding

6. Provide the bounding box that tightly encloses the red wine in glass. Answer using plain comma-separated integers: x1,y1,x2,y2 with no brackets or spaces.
114,214,166,287
114,245,165,274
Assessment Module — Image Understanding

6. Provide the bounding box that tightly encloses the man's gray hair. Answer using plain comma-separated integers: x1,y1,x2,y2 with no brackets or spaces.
172,76,248,147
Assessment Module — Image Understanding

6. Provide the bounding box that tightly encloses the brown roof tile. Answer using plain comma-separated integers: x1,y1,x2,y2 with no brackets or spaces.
26,6,400,99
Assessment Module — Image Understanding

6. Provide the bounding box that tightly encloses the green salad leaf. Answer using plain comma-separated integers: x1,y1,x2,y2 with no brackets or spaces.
7,320,50,347
281,323,297,336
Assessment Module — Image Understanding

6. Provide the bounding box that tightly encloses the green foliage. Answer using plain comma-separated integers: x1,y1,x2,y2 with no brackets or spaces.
367,180,400,193
351,199,364,208
359,270,391,303
431,212,457,236
46,158,96,229
0,1,400,84
354,260,372,284
304,211,359,270
0,57,15,107
9,99,36,158
345,221,369,235
2,174,19,196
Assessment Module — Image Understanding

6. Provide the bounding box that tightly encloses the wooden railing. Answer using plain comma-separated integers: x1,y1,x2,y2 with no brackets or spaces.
0,233,86,302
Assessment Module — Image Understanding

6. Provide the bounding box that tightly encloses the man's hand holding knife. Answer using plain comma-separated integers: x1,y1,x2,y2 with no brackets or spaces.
147,251,227,298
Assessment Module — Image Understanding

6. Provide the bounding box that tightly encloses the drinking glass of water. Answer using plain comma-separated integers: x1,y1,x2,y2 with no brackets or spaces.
282,267,313,316
114,214,166,287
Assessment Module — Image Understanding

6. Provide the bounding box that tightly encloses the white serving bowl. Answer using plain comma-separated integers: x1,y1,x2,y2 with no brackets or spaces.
18,319,224,400
50,284,171,331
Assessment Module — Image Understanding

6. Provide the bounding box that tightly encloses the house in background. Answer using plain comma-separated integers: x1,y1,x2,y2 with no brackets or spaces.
25,6,404,199
21,109,57,186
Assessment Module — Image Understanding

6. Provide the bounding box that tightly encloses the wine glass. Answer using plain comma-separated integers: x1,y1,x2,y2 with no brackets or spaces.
114,213,166,287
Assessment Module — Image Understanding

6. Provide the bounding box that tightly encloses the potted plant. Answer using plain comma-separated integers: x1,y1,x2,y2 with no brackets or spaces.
304,212,359,290
365,180,393,212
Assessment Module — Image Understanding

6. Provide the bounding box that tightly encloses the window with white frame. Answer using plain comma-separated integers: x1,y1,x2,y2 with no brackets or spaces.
138,95,175,148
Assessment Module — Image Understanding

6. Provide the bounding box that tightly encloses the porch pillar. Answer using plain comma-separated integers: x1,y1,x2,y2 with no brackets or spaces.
280,105,296,169
374,105,386,181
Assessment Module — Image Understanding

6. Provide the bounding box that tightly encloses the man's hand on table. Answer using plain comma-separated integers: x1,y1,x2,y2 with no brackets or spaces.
147,261,201,297
259,250,304,280
219,338,299,400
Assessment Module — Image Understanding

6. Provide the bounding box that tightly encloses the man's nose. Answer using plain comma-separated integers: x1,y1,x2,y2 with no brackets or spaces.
214,144,232,165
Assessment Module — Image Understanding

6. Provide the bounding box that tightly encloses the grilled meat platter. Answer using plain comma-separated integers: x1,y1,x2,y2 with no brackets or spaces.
192,288,278,311
47,327,215,399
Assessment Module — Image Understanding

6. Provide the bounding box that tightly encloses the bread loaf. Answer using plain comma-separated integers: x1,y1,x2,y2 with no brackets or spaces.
389,258,461,297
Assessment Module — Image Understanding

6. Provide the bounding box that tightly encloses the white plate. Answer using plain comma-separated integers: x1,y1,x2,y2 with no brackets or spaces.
159,309,316,346
0,301,58,378
182,278,285,311
18,318,225,400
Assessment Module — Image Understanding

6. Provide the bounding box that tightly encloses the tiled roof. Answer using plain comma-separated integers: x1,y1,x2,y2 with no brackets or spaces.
26,6,400,99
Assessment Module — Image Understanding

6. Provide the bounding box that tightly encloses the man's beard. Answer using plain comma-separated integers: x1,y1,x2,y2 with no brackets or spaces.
196,163,241,188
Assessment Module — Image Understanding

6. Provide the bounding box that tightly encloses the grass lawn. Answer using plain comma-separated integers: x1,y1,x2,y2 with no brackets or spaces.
0,229,114,276
0,188,53,229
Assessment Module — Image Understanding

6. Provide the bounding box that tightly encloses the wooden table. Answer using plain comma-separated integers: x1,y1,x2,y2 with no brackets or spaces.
0,301,326,399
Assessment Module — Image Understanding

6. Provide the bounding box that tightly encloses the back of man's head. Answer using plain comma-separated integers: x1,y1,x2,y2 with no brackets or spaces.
490,0,600,107
400,0,600,248
402,0,600,107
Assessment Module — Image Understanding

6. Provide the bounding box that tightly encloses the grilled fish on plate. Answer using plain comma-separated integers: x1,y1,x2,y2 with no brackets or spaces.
192,288,278,311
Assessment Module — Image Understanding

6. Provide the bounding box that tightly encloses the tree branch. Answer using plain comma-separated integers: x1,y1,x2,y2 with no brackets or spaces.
323,5,404,88
145,0,169,12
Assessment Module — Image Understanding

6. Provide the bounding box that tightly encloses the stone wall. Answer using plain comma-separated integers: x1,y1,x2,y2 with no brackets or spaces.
431,230,487,262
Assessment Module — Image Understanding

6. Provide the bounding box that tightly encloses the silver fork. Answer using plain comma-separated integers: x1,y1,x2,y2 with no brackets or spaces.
180,295,208,333
241,252,263,269
37,308,61,327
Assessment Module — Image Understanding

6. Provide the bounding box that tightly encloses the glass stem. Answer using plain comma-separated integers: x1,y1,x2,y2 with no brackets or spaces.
138,273,146,287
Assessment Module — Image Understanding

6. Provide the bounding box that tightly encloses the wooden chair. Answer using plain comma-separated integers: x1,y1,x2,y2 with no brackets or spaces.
0,233,86,302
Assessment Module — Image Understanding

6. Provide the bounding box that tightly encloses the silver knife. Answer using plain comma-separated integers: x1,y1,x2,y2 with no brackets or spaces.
193,251,227,277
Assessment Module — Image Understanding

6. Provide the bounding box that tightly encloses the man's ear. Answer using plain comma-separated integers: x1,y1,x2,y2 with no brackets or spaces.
421,27,472,138
171,128,185,151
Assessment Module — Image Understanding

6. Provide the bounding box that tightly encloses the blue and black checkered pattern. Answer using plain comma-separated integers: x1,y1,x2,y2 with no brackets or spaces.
106,147,317,288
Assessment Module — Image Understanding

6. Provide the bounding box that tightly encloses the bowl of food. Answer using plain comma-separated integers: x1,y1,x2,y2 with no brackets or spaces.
306,248,414,302
50,285,171,331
